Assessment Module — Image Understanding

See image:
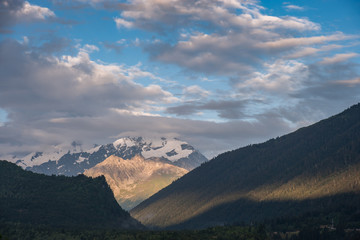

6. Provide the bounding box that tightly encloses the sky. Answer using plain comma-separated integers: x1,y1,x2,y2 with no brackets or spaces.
0,0,359,159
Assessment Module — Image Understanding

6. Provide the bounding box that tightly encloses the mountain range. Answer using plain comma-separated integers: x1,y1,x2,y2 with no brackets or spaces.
8,137,207,176
131,103,360,229
4,137,206,210
3,103,360,232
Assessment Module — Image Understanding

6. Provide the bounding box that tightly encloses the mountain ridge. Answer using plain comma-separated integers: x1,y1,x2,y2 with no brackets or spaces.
0,160,143,230
130,103,360,229
6,137,207,176
84,155,188,210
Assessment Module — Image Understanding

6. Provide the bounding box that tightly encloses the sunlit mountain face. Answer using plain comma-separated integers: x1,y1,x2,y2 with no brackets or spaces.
84,155,188,210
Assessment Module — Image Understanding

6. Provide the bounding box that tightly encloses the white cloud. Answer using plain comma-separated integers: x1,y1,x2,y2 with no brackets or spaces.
257,33,352,50
14,1,55,20
237,60,309,93
183,85,211,99
0,0,56,33
319,53,358,65
251,15,319,31
0,39,175,122
81,44,99,53
287,47,319,58
147,30,357,75
117,0,318,32
286,44,342,59
0,39,186,156
111,108,162,117
0,109,296,158
284,4,305,11
120,0,356,75
114,17,134,29
1,0,359,160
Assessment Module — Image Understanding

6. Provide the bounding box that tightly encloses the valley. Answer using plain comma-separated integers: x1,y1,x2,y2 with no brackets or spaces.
1,0,359,238
1,103,360,239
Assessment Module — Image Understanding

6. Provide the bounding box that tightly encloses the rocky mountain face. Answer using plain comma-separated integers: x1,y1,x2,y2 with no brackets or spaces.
84,155,188,210
130,103,360,229
9,137,207,176
0,160,143,230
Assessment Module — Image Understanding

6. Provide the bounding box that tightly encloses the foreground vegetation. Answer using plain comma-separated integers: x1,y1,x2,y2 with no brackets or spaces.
0,161,141,229
2,209,360,240
1,222,360,240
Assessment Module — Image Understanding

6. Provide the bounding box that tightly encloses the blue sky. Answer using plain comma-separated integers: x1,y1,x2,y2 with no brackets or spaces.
0,0,359,158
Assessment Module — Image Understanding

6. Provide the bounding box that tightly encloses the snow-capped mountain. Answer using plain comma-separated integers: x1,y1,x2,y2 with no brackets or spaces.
10,137,208,176
11,141,89,168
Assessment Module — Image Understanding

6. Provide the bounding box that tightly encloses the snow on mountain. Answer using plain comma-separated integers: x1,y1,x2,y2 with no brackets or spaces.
15,142,83,168
113,138,136,148
87,145,101,154
109,137,208,170
113,137,194,162
8,137,208,176
141,137,193,162
5,142,83,168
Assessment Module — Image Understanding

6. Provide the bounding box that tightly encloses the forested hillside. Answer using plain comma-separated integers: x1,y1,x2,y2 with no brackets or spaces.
131,103,360,229
0,160,142,230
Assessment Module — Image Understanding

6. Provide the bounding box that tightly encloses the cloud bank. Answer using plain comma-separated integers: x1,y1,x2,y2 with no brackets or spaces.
0,0,359,159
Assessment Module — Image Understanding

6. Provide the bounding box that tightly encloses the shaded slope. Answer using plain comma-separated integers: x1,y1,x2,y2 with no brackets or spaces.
0,160,143,229
84,155,188,210
131,103,360,229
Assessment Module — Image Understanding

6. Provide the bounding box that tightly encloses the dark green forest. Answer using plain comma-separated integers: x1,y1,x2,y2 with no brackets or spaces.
131,103,360,229
1,222,360,240
0,160,142,230
2,163,360,240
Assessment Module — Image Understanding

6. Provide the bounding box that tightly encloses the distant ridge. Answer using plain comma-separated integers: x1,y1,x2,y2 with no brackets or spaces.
131,103,360,229
7,137,207,176
0,160,143,230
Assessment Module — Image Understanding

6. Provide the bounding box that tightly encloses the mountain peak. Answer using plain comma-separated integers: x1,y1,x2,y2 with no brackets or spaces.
109,136,207,170
113,137,140,148
8,136,207,176
112,136,195,162
84,155,188,210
